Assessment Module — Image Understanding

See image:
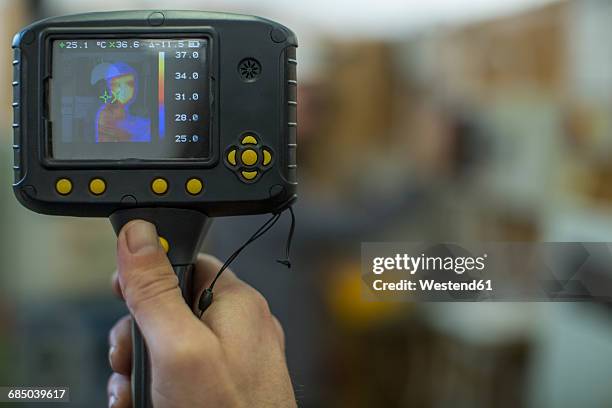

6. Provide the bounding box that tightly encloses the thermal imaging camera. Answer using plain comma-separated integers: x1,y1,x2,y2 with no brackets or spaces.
12,10,297,408
12,10,297,218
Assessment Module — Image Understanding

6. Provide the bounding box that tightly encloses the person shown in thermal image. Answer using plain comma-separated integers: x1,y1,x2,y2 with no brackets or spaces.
92,62,151,142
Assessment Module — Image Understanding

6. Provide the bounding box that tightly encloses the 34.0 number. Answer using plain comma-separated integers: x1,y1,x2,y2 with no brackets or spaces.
174,72,200,80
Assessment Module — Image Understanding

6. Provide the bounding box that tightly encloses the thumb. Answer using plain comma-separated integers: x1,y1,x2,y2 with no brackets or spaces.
116,220,202,350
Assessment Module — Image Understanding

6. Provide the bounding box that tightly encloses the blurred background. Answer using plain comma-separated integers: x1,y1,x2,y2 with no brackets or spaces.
2,0,612,406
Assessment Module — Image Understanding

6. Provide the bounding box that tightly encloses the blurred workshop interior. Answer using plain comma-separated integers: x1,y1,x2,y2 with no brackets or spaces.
2,0,612,407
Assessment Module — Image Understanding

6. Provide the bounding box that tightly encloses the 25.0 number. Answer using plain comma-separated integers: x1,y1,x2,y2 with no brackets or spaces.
175,135,200,143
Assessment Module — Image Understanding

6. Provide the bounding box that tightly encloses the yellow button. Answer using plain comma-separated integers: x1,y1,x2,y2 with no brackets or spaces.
263,149,272,166
55,178,73,195
241,149,258,166
227,149,237,166
159,237,169,253
241,170,258,180
151,178,168,195
89,178,106,195
186,178,203,195
241,135,257,145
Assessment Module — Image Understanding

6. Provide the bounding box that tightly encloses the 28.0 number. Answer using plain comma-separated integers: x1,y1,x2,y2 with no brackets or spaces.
174,114,199,122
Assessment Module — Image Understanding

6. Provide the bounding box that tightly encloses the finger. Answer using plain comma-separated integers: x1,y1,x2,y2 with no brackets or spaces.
272,315,286,351
108,315,132,376
107,372,131,408
193,254,241,290
116,220,215,353
197,273,277,343
191,256,284,359
191,254,282,351
191,254,243,311
111,270,124,300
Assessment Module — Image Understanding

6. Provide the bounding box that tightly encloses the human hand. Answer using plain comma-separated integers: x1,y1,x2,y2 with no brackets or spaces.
107,220,295,407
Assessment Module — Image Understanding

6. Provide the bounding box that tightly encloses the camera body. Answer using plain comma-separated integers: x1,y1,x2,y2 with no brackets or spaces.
12,10,298,217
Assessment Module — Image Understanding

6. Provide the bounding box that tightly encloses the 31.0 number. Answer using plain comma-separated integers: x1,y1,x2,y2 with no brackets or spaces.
174,93,200,101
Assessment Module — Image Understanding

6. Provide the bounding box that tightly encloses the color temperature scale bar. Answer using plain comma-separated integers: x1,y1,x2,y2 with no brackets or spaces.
158,51,165,139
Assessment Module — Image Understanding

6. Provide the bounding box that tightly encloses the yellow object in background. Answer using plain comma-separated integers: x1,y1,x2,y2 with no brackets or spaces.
327,261,408,329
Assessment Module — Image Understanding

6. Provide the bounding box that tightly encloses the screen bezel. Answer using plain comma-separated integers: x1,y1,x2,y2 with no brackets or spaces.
40,27,219,169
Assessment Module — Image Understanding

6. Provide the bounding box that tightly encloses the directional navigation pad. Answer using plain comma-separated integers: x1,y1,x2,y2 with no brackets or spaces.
225,134,274,183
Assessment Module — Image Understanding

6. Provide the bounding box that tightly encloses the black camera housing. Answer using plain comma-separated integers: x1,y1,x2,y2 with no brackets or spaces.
12,10,298,217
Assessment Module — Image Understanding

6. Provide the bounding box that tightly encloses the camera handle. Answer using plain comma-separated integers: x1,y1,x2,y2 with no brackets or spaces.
110,208,212,408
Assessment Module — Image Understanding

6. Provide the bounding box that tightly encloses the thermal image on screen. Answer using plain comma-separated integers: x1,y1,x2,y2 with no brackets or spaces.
50,38,210,160
92,62,152,143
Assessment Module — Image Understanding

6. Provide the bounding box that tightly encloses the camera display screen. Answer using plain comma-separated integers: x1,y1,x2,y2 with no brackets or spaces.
49,38,210,160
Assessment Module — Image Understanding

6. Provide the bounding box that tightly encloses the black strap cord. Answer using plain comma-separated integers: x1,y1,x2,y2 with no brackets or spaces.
276,206,295,268
198,206,295,318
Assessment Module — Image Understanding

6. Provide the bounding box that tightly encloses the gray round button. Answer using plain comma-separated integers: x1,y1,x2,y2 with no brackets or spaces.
148,11,165,26
120,195,138,206
270,28,286,43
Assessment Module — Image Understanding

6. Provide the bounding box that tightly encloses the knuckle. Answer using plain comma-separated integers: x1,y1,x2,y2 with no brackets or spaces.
245,289,272,320
108,315,129,345
272,315,286,344
107,372,119,395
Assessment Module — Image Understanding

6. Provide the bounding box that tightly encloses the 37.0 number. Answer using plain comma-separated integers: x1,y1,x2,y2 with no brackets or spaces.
175,51,199,59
